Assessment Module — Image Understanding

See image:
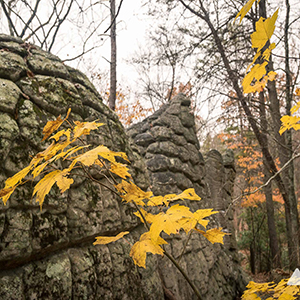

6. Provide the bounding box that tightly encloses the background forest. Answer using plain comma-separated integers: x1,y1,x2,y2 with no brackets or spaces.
1,0,300,282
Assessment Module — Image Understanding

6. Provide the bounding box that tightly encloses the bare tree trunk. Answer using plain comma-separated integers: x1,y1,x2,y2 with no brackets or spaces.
259,91,281,269
109,0,117,111
284,0,299,266
178,0,299,269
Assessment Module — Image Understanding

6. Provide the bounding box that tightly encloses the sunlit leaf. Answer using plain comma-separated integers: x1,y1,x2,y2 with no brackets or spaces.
73,120,104,140
150,204,193,242
193,209,219,228
243,62,268,94
129,232,166,268
110,162,131,179
147,195,165,206
93,231,129,245
291,101,300,115
56,170,74,193
251,9,278,52
32,169,73,208
0,186,17,205
32,161,50,178
115,180,152,206
195,227,226,244
5,165,32,188
167,188,201,202
234,0,260,24
42,108,71,141
279,115,300,135
134,208,156,224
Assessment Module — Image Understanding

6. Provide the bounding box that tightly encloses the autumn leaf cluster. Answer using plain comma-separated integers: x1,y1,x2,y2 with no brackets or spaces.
0,109,226,269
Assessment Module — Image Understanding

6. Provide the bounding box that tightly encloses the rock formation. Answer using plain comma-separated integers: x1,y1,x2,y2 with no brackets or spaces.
0,34,246,299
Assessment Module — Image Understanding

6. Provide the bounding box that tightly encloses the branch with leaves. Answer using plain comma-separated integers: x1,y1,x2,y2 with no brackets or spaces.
0,108,228,299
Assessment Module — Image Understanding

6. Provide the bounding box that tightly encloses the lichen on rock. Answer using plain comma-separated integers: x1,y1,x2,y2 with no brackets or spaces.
0,34,246,299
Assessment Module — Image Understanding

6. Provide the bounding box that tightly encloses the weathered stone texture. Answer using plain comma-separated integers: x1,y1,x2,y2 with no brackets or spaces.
0,34,162,300
0,34,246,299
127,93,247,299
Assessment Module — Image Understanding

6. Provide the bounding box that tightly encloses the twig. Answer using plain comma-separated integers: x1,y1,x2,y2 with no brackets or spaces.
226,150,300,215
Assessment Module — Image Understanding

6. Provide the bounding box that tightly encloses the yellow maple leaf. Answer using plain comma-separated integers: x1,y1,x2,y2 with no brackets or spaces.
291,101,300,115
56,170,74,193
177,208,218,233
234,0,260,24
134,208,156,224
295,88,300,96
262,43,276,61
251,9,279,52
110,162,131,179
32,161,50,178
50,129,69,142
150,204,193,242
4,164,32,189
42,108,71,141
115,180,152,206
193,209,219,228
243,62,268,94
73,120,104,140
147,195,165,206
242,294,261,300
279,115,300,135
0,186,17,205
167,188,201,203
195,227,226,244
93,231,129,245
32,169,73,208
147,188,201,207
129,232,166,268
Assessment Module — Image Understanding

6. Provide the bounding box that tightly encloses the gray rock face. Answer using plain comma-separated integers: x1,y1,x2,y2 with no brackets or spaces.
128,94,247,299
0,34,246,299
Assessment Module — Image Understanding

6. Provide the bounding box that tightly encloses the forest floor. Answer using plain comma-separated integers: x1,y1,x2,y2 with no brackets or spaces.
239,250,293,283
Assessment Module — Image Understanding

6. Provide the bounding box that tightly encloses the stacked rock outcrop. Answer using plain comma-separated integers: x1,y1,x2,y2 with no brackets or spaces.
0,34,246,299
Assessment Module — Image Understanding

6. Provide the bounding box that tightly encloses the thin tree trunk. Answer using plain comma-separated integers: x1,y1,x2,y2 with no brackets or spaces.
178,0,299,269
259,91,281,269
109,0,117,111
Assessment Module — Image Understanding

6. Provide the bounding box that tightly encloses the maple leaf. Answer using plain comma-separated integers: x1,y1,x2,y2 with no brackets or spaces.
243,62,268,94
32,161,50,178
147,195,165,206
42,108,71,141
4,164,32,189
32,169,73,208
195,227,226,244
291,101,300,115
50,129,69,142
73,120,104,140
279,115,300,135
129,232,166,268
147,188,201,207
178,208,218,233
251,9,278,52
110,162,131,179
134,208,156,224
115,180,152,206
150,204,193,242
93,231,129,245
167,188,201,203
234,0,259,24
0,186,17,205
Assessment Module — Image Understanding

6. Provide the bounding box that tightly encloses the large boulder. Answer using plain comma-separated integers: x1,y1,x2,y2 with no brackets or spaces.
0,34,246,299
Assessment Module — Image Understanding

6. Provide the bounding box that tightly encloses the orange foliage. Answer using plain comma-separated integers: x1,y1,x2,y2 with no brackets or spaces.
165,82,193,100
104,87,153,126
218,131,283,208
